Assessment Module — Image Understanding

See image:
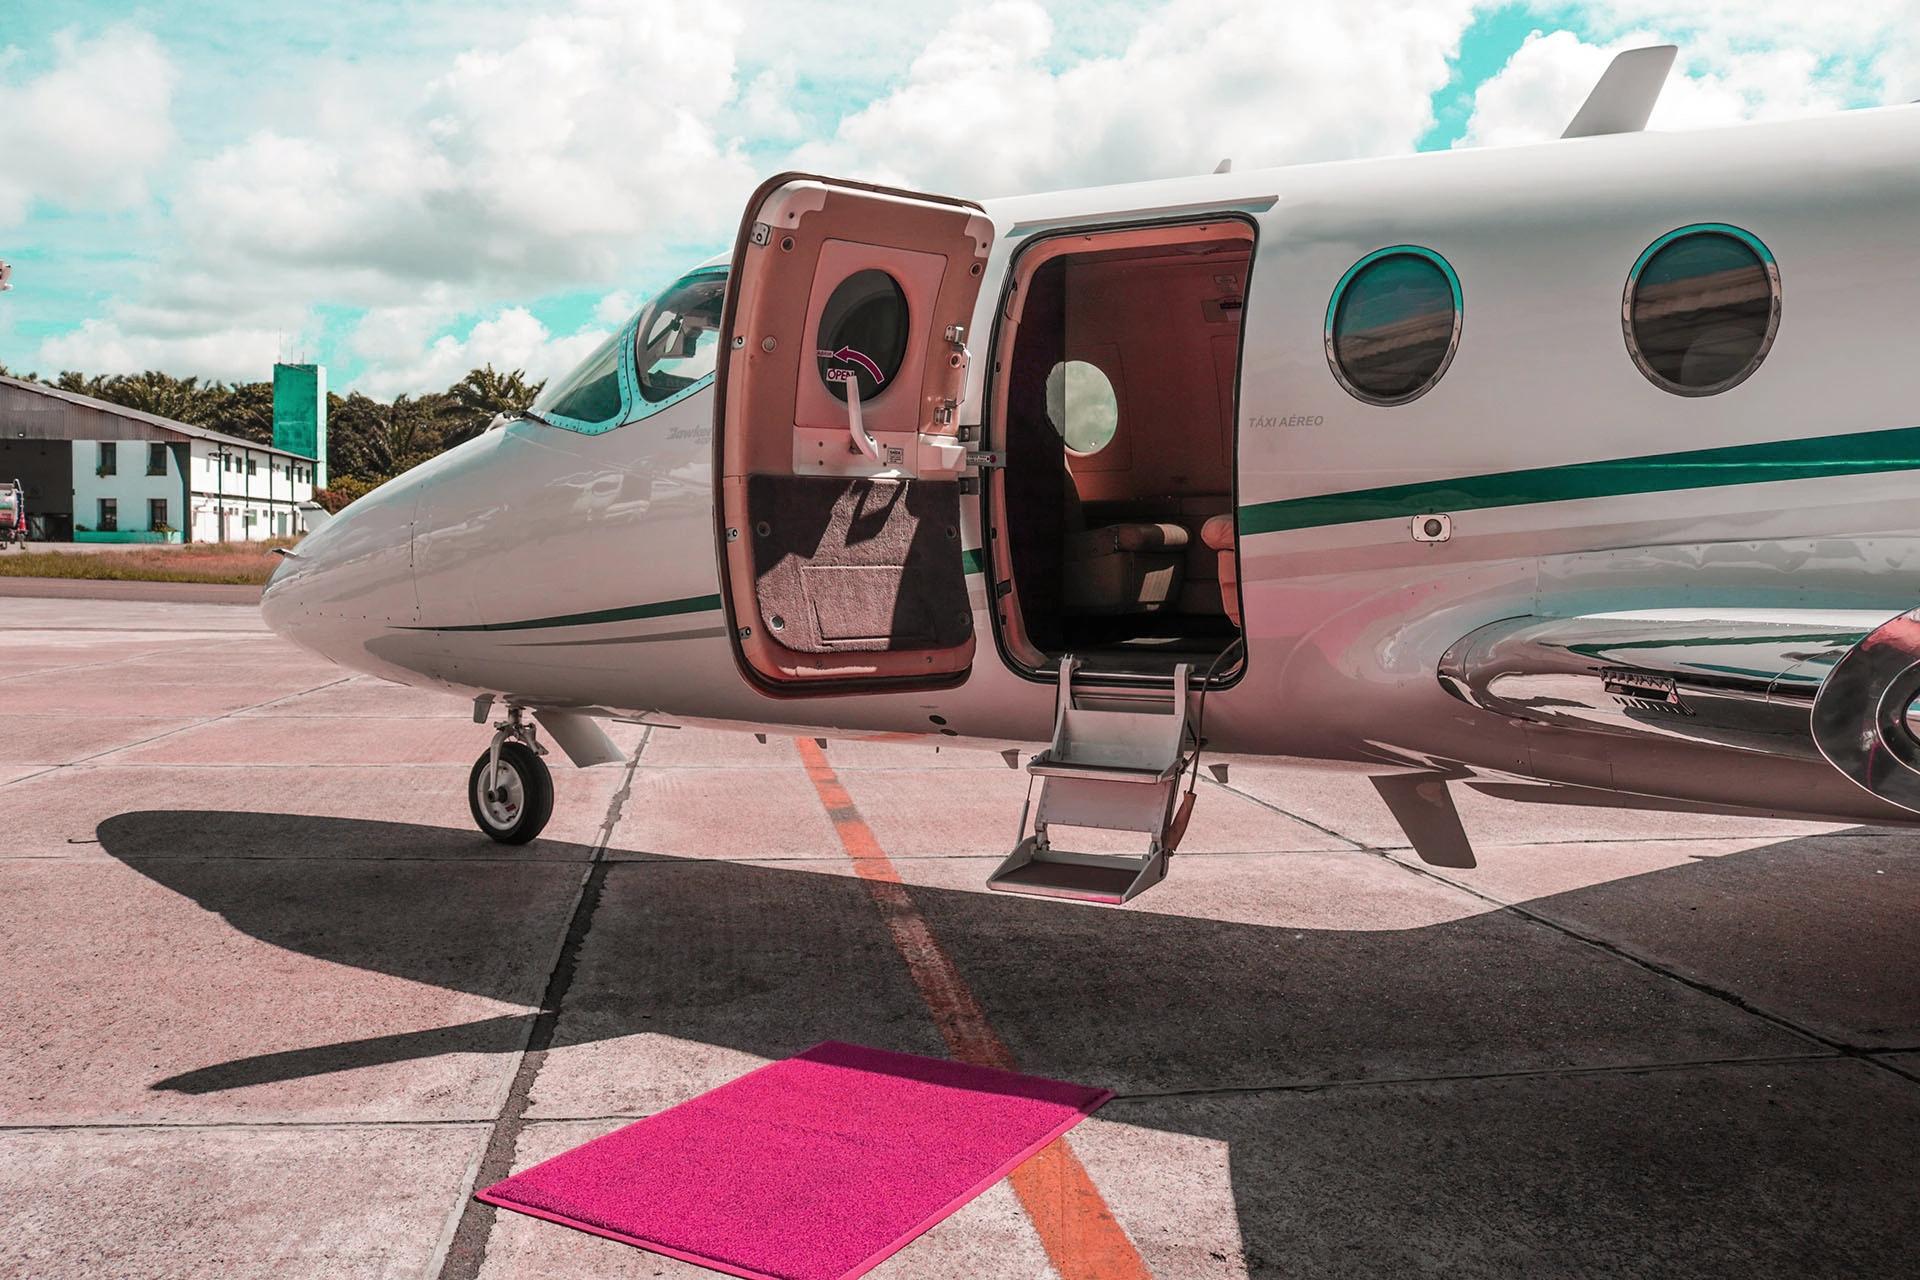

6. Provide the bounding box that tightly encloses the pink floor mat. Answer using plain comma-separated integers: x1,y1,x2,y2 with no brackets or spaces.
477,1041,1112,1280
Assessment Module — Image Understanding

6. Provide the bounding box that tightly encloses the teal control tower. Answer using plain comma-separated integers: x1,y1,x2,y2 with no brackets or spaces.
272,363,327,487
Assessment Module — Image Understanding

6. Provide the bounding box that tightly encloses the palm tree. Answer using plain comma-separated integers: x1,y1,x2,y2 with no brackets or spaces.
55,371,107,396
208,381,276,445
86,371,222,425
444,365,544,445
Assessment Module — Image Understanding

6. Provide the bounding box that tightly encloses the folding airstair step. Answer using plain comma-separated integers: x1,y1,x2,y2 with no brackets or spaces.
988,657,1198,905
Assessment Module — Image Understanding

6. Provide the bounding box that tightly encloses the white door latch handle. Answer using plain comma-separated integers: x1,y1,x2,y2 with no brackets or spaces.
829,369,882,462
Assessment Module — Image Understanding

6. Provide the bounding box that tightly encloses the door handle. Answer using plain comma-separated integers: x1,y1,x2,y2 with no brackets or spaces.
831,369,882,462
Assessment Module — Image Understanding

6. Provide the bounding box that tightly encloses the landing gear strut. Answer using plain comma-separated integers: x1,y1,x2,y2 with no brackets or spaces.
468,705,554,844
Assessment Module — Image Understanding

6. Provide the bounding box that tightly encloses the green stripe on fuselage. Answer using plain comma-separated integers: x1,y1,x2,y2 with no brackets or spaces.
1237,424,1920,536
405,553,991,634
401,592,723,633
408,426,1920,635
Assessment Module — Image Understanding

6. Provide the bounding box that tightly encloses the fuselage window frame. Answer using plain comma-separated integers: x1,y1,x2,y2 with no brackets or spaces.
1622,222,1781,399
1323,245,1465,408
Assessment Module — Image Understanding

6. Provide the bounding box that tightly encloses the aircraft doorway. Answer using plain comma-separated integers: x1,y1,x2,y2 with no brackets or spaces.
983,218,1252,684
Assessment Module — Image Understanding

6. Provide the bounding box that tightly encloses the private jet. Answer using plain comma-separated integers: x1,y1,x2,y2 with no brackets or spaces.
263,48,1920,904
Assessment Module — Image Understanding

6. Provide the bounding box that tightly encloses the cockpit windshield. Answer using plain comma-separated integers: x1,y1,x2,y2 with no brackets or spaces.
528,261,730,434
634,266,728,405
533,331,623,427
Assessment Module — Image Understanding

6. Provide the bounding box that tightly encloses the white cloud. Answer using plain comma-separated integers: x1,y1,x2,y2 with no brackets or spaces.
172,0,757,295
31,0,1920,394
17,1,758,389
348,307,611,400
738,65,806,141
797,0,1478,196
1465,2,1920,148
0,27,177,227
593,291,639,326
35,319,289,384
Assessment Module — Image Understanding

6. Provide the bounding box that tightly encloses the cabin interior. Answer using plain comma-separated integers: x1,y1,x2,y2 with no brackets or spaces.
987,220,1250,681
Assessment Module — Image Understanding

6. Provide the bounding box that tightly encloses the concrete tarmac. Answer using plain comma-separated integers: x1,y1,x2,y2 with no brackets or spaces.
2,591,1917,1279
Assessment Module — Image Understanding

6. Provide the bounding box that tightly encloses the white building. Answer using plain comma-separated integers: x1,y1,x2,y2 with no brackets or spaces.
0,368,327,543
71,436,320,542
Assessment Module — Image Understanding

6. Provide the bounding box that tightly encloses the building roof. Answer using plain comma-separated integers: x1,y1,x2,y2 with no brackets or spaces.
0,373,317,461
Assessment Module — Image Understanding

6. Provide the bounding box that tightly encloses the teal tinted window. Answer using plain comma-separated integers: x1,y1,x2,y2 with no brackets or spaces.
1326,248,1461,405
1626,226,1778,396
528,262,731,433
636,267,729,407
535,330,624,427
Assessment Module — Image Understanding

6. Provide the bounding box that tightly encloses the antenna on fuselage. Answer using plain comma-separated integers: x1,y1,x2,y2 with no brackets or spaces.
1213,157,1231,173
1562,44,1678,138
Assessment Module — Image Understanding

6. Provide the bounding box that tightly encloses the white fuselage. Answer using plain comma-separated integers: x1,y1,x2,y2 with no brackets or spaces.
264,105,1920,824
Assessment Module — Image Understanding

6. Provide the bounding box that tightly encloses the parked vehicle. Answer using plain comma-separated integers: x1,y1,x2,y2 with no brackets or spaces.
0,480,24,547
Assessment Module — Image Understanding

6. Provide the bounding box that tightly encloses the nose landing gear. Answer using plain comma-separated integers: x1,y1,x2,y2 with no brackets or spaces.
468,705,554,844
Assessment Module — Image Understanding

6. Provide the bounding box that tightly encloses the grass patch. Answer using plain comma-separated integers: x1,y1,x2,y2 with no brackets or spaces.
0,540,294,585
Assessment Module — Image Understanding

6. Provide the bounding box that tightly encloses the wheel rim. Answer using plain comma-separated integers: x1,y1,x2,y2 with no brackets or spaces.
478,759,526,830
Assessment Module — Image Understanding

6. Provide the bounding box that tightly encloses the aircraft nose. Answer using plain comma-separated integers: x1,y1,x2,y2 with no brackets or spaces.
261,474,424,660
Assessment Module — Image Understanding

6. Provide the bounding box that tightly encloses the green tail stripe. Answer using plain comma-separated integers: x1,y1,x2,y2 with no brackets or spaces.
402,592,723,633
1237,424,1920,536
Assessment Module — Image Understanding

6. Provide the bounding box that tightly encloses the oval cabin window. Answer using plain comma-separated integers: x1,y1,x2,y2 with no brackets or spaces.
816,269,910,402
1624,225,1780,396
1325,247,1462,406
1045,360,1119,455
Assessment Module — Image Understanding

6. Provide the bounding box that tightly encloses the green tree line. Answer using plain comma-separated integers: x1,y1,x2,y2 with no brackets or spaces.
0,363,542,512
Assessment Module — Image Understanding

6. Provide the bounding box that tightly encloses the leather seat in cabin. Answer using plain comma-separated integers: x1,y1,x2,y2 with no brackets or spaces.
1201,514,1240,625
1061,484,1188,615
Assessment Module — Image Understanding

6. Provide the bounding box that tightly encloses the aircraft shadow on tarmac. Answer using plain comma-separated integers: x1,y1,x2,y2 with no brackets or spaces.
96,810,1920,1277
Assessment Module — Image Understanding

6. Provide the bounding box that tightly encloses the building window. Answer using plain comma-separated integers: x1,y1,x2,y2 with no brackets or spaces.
147,443,167,476
1624,224,1781,397
149,498,168,531
98,442,117,476
98,498,117,532
247,457,257,477
1325,246,1463,406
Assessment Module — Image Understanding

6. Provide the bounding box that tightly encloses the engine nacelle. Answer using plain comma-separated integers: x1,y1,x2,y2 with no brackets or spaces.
1810,607,1920,814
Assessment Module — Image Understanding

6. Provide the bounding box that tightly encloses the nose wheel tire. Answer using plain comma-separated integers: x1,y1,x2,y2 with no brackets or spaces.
468,741,554,845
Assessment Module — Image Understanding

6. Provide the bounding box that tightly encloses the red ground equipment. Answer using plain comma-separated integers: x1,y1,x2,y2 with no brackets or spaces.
0,479,24,546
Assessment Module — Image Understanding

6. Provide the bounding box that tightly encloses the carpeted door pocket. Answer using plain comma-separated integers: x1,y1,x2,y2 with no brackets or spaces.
749,473,970,655
802,564,934,647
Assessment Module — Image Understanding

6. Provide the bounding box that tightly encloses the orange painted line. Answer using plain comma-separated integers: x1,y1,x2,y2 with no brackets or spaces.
795,738,1153,1280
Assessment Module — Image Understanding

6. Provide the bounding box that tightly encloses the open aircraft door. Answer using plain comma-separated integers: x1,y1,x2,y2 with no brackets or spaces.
714,174,995,695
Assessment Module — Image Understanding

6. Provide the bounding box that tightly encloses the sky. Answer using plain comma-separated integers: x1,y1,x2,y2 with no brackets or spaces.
1,0,1914,398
